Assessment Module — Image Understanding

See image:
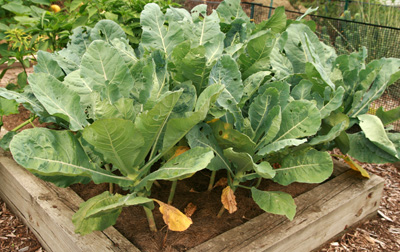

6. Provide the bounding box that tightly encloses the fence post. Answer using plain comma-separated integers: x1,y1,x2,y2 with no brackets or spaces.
344,0,349,10
250,3,255,21
268,0,274,18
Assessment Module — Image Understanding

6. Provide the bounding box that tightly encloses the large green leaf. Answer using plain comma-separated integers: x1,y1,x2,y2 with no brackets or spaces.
283,23,336,79
9,128,133,186
291,80,313,100
209,119,256,154
137,147,214,188
376,106,400,125
273,100,321,142
223,148,275,179
249,88,279,141
90,20,126,43
28,73,88,131
141,3,184,57
80,40,133,103
255,106,282,150
0,87,50,120
251,188,296,220
252,7,287,34
358,114,398,158
191,5,223,47
72,192,123,235
273,149,333,186
0,97,18,116
239,71,271,107
111,38,139,68
319,86,345,119
209,55,243,102
93,97,138,121
186,123,231,172
2,2,31,15
171,43,211,94
34,51,65,79
85,193,153,218
257,139,307,156
308,121,346,146
209,55,244,129
133,90,183,166
82,119,144,177
238,31,277,80
63,70,93,107
161,84,223,153
350,58,400,117
348,133,400,163
216,0,250,24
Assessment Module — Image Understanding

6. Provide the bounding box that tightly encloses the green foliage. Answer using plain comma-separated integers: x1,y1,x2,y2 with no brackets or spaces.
1,0,400,235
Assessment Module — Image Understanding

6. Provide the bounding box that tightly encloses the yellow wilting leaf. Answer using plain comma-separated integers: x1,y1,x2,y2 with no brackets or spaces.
168,146,190,161
340,155,370,178
206,118,220,124
221,186,237,214
153,199,193,231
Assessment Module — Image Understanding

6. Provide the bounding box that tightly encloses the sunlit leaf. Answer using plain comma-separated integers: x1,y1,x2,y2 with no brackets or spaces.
154,199,193,231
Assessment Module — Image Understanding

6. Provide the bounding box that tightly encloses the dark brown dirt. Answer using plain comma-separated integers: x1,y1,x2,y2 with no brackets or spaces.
70,170,317,252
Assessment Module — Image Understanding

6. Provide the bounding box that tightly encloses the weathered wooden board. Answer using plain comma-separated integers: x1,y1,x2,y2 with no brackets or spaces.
0,151,139,252
190,160,384,252
0,151,384,252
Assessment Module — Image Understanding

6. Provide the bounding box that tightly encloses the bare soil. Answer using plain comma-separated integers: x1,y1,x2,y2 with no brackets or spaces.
70,171,317,252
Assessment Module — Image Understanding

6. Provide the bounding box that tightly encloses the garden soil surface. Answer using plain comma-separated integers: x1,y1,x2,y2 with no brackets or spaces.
1,67,400,251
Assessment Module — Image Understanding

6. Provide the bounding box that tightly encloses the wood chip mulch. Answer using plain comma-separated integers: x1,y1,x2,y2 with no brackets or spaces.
0,160,399,251
319,161,400,252
0,200,45,252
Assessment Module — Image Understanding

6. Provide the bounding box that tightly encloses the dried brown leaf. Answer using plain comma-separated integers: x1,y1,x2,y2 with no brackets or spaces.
221,186,237,214
184,203,197,217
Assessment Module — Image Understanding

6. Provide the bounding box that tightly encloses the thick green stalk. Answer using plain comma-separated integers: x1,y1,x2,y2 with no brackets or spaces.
104,164,114,194
167,180,177,204
11,116,37,132
255,177,262,188
143,206,157,232
207,170,217,191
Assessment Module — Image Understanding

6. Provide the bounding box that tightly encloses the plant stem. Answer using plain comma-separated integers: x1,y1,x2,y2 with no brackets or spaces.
255,177,262,188
167,180,177,204
143,206,157,232
217,205,225,218
207,170,217,191
104,164,114,194
11,116,37,132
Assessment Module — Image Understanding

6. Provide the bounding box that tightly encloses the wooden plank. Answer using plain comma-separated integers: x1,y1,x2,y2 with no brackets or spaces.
0,149,384,252
0,152,140,252
190,169,384,252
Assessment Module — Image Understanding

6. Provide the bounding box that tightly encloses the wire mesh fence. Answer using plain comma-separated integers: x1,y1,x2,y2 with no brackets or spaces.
183,0,400,130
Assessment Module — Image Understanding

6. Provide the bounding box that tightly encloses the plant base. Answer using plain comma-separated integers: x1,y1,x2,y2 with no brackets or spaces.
0,150,384,252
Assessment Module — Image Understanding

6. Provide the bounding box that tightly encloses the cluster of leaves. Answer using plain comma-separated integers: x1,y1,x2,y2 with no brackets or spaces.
0,0,180,134
1,0,400,234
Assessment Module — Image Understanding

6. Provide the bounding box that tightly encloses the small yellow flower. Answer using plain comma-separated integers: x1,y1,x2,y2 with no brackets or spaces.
50,4,61,13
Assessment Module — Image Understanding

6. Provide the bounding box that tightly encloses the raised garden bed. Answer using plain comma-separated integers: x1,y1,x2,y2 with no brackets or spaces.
0,149,384,252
